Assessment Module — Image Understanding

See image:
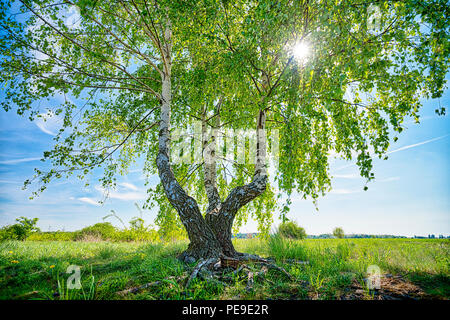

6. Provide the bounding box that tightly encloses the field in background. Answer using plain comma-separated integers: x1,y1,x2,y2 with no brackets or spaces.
0,238,448,300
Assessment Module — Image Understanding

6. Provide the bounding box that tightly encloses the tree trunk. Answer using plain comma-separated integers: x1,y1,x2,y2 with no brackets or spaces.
204,110,268,257
155,19,222,262
155,18,267,262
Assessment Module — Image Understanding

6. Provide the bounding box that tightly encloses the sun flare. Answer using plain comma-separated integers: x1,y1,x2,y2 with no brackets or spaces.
292,41,310,61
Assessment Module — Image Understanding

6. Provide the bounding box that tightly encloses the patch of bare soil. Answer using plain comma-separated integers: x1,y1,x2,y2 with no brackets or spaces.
341,274,430,300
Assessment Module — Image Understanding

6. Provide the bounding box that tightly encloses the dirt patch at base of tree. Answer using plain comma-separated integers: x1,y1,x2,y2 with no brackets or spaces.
340,274,431,300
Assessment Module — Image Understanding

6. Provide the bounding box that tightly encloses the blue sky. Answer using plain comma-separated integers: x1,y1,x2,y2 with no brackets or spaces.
0,85,448,237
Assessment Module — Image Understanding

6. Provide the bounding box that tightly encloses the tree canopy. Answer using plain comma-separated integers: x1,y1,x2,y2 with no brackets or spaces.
0,1,448,250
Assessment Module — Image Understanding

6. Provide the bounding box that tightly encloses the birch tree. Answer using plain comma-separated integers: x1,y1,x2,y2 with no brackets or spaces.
0,0,448,261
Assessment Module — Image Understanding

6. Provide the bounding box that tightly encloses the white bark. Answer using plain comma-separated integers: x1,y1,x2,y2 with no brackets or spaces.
155,18,221,259
203,98,223,215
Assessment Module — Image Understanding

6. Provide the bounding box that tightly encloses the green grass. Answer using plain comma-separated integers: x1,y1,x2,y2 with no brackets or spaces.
0,238,448,300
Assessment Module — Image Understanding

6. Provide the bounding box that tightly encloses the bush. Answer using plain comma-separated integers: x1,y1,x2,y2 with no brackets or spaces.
75,222,117,241
74,221,160,242
112,229,160,242
0,217,161,243
277,221,307,240
102,206,164,242
333,227,345,239
27,231,76,241
0,217,40,241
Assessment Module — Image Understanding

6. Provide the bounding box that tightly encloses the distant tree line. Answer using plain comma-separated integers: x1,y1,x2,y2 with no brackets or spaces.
2,216,448,242
307,234,409,239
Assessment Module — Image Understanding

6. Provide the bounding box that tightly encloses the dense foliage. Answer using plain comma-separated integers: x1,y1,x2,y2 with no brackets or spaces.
0,0,448,238
0,217,40,241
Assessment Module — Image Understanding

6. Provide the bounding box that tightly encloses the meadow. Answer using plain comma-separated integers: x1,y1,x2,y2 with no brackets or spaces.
0,238,448,300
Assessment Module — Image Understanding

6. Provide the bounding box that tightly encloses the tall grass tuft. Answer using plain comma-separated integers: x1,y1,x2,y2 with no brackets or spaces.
268,234,308,261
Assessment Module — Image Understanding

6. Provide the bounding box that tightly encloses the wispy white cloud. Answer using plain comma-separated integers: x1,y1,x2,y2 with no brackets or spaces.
0,179,21,184
94,185,146,201
329,188,361,195
333,163,355,172
128,168,142,173
333,173,361,179
78,197,100,206
110,192,146,201
333,134,449,172
0,157,41,165
34,111,62,136
404,115,437,125
73,183,146,206
118,182,138,191
35,121,56,135
386,134,449,155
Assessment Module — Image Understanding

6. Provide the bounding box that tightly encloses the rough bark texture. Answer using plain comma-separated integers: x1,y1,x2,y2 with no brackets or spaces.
202,99,222,216
155,20,222,261
155,19,267,262
205,110,268,257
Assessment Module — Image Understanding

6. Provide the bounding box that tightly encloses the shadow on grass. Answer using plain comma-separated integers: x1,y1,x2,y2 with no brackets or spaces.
0,241,189,300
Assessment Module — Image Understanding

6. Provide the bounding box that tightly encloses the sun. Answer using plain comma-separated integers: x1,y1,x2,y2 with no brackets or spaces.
292,41,310,61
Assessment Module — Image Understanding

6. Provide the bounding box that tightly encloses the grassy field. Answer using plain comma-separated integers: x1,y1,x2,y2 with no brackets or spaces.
0,238,448,300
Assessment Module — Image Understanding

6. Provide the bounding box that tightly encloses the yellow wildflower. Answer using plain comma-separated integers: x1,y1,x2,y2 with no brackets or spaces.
8,251,13,254
49,265,55,269
11,260,19,264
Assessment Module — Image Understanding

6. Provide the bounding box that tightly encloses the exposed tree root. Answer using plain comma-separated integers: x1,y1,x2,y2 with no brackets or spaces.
117,253,305,297
220,253,295,281
187,254,296,287
14,290,40,299
260,262,294,281
233,252,275,263
185,258,218,290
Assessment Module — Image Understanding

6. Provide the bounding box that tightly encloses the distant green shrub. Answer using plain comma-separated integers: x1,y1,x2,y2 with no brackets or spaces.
102,206,163,242
75,222,117,241
27,231,75,241
0,214,161,243
0,217,40,241
277,221,307,240
158,227,187,242
73,221,160,242
27,227,160,243
333,227,345,239
112,229,160,242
